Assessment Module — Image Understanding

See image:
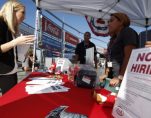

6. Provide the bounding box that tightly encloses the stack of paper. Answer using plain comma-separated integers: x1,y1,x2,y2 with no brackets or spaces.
25,77,70,94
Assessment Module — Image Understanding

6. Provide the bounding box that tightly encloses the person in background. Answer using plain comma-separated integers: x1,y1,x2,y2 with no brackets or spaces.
107,12,139,87
75,32,97,68
0,1,35,95
145,41,151,47
22,50,39,72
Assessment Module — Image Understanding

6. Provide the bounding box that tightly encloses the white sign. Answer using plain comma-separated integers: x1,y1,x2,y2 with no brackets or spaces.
56,58,72,72
86,47,94,66
112,48,151,118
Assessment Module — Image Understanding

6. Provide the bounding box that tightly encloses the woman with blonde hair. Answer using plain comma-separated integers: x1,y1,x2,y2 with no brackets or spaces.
0,1,35,95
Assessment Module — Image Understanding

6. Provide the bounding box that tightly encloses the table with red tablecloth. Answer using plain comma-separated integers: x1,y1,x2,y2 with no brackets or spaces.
0,72,115,118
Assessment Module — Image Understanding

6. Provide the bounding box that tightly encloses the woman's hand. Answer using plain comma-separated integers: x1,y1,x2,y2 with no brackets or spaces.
12,35,35,46
109,77,121,87
0,35,35,53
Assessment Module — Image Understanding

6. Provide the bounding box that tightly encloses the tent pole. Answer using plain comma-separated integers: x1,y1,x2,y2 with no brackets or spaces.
39,13,45,70
62,24,65,58
32,5,41,72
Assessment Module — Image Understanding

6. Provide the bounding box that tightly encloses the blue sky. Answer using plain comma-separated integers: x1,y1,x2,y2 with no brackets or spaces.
0,0,148,48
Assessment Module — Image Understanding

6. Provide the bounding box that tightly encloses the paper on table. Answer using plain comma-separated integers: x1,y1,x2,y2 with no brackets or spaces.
26,85,70,94
26,84,50,93
26,79,63,85
26,77,69,94
26,79,51,85
28,77,51,80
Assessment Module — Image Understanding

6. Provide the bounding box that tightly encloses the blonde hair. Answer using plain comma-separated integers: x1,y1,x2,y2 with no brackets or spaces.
0,0,25,34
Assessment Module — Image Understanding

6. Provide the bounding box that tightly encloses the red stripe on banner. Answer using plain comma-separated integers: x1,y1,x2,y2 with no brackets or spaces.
85,16,109,37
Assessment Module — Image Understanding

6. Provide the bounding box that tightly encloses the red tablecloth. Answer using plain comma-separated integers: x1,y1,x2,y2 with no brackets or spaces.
0,72,114,118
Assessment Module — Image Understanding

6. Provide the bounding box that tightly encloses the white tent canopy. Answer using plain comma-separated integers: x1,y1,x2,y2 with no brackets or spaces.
32,0,151,71
35,0,151,28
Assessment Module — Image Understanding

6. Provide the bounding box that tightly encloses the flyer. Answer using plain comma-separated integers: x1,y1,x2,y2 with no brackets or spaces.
112,48,151,118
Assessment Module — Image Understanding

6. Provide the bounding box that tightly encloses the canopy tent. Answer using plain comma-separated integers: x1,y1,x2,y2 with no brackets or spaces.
34,0,151,28
32,0,151,71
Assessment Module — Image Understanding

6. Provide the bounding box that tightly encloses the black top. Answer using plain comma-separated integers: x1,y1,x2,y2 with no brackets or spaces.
75,41,97,64
109,27,139,65
0,18,15,74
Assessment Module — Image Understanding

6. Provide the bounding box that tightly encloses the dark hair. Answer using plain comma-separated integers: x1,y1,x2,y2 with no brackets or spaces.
28,58,33,68
84,31,91,37
28,55,38,68
111,13,130,27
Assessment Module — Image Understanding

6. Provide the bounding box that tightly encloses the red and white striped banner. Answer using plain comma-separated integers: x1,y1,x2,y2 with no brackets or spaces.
86,16,109,37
